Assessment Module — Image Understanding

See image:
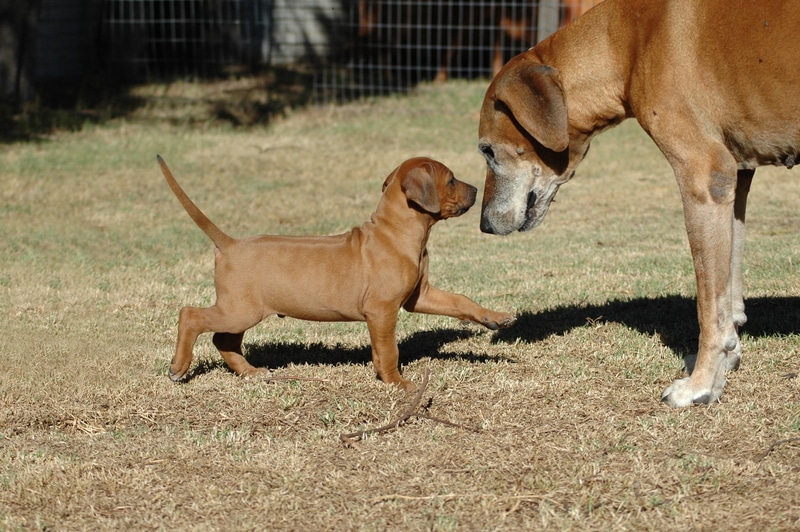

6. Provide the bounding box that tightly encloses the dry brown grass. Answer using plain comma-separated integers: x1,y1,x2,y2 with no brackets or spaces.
1,80,798,530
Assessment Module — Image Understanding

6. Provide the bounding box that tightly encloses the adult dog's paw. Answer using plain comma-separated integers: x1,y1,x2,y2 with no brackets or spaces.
661,375,725,407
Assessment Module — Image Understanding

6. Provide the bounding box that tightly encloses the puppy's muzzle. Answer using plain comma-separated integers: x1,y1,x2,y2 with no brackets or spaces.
454,184,477,217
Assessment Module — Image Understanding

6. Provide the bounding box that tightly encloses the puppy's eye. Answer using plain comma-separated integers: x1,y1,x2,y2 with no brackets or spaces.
448,176,455,186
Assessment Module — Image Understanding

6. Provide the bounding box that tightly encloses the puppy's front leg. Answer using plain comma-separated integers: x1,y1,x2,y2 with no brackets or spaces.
365,309,415,392
404,284,515,330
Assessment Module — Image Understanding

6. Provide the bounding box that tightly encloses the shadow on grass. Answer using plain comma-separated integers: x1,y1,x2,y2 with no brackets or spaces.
0,92,148,143
0,67,313,143
492,294,800,358
183,326,510,382
180,294,799,381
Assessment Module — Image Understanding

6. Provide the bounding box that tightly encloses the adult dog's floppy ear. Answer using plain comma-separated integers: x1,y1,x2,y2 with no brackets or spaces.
494,63,569,152
401,164,441,214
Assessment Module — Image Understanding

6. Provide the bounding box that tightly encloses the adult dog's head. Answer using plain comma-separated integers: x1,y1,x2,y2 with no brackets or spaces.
478,54,591,235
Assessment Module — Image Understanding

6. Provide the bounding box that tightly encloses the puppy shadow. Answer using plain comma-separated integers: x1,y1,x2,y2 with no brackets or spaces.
491,294,800,359
183,326,511,381
179,295,798,381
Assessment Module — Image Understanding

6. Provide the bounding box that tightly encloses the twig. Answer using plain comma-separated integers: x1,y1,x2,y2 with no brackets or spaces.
339,366,483,443
372,492,557,504
373,493,460,502
340,366,430,444
757,437,800,462
262,375,331,383
415,413,481,433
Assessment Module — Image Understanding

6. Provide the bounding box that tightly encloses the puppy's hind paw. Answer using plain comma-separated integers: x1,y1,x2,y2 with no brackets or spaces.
168,368,188,383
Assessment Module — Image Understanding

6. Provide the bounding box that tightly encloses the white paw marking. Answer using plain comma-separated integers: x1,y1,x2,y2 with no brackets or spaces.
661,376,722,407
662,359,728,408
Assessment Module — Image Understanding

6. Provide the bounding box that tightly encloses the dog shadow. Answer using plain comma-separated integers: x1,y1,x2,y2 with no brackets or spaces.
491,294,800,357
182,294,799,381
184,326,509,381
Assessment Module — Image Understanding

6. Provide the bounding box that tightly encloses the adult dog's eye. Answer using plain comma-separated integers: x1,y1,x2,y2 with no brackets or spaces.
479,143,495,161
448,176,455,186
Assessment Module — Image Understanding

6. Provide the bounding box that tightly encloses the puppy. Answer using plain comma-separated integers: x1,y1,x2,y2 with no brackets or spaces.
158,156,515,390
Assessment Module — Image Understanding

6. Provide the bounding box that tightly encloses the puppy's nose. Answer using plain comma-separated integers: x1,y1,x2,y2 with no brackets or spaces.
465,184,477,206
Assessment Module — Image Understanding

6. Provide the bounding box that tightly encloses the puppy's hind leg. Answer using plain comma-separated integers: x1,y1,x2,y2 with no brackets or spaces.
213,332,270,378
170,305,264,381
170,306,211,381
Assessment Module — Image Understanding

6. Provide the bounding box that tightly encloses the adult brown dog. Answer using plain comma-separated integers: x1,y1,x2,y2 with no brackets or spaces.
477,0,799,406
158,156,514,390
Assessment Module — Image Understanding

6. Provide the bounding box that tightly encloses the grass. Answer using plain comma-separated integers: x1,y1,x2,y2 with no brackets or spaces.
1,79,799,530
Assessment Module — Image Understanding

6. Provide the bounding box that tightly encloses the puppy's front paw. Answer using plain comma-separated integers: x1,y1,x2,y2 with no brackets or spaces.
397,379,418,394
481,312,516,330
240,367,273,380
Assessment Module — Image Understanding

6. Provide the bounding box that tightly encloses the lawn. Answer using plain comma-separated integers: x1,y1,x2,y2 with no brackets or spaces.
1,79,798,530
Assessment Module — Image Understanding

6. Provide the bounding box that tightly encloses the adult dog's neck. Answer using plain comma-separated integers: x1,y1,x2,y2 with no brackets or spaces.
531,0,640,140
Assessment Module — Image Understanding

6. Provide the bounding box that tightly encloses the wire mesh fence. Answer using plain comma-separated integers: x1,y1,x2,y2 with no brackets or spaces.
91,0,601,103
99,0,266,81
316,0,559,103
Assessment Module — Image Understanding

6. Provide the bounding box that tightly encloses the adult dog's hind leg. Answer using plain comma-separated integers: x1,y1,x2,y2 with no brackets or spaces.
727,168,754,371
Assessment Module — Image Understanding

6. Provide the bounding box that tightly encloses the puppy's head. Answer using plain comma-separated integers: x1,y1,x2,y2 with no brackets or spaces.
383,157,477,220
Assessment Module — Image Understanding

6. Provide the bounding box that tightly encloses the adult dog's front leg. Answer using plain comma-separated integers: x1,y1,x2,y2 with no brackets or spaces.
404,284,515,330
662,160,740,407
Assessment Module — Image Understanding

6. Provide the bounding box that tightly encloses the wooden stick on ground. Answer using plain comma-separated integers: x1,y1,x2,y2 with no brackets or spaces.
340,366,430,444
757,436,800,462
340,365,480,444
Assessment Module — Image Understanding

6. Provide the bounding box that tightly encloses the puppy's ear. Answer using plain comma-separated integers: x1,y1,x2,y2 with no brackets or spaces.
401,164,441,214
493,62,569,152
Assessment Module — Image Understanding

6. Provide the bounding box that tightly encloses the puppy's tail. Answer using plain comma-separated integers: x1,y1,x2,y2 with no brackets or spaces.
157,155,235,250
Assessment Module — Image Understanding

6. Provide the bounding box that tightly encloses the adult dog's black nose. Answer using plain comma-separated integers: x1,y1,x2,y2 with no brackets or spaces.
480,213,496,234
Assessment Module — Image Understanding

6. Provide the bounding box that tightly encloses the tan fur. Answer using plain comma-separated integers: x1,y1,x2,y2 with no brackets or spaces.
477,0,799,406
158,156,514,390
